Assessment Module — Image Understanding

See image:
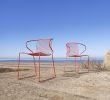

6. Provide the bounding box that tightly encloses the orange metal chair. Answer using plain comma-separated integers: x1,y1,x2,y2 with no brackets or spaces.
17,38,56,82
65,42,90,73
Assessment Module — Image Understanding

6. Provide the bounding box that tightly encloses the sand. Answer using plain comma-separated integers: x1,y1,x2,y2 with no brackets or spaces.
0,62,110,100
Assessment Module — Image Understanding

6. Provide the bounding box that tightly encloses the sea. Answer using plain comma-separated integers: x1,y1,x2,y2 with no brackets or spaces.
0,58,104,64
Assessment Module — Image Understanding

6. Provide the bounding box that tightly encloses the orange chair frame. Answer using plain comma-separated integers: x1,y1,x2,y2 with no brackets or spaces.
65,42,90,73
17,39,56,82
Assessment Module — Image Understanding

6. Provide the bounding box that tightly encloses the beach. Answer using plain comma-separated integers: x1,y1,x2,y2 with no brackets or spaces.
0,61,110,100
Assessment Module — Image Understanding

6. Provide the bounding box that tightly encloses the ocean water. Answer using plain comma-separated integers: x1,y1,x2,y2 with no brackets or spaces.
0,58,103,64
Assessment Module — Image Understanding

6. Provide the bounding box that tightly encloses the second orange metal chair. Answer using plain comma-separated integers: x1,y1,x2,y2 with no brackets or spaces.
65,42,90,73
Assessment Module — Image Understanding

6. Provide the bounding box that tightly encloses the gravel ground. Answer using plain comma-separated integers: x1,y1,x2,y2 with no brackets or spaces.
0,62,110,100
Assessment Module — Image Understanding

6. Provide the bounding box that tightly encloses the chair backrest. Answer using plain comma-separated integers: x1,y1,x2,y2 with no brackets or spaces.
26,38,53,54
66,42,86,57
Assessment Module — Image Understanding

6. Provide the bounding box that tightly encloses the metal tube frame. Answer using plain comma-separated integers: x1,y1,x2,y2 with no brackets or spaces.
65,42,90,73
17,52,37,80
64,55,89,73
17,38,56,82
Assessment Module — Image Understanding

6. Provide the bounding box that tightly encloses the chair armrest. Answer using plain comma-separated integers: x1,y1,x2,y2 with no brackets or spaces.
26,40,38,53
76,43,87,55
49,39,54,53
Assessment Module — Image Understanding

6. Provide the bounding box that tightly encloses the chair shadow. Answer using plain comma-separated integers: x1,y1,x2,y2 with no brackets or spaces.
63,69,108,78
18,74,56,83
78,71,89,74
64,70,75,72
63,70,92,78
18,75,36,80
39,76,56,83
63,72,80,78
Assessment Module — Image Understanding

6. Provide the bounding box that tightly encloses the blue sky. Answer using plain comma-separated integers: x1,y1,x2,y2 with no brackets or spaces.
0,0,110,58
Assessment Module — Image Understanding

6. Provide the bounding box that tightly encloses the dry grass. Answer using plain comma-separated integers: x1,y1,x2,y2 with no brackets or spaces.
81,60,105,71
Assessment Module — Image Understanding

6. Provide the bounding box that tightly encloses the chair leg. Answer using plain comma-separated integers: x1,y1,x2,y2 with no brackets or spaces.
74,57,80,73
80,56,82,70
74,57,77,72
38,55,40,82
52,54,56,77
64,57,67,72
77,57,81,73
17,53,21,80
81,55,90,72
33,56,37,76
87,55,90,72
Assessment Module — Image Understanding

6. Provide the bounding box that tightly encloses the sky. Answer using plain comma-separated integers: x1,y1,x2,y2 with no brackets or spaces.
0,0,110,58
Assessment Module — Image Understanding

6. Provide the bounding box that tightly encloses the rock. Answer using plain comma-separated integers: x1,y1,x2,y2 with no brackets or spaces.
103,50,110,69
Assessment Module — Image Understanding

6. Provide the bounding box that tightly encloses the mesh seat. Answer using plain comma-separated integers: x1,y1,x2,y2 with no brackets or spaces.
65,42,90,73
28,52,51,56
17,38,56,82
